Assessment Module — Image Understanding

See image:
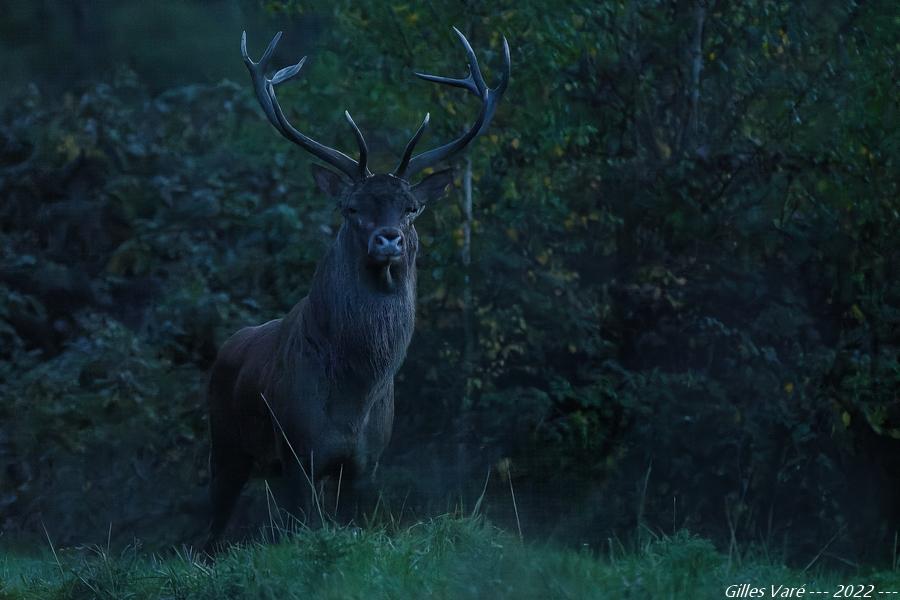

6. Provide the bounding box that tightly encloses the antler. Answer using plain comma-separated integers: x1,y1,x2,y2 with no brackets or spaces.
394,27,510,180
241,31,371,181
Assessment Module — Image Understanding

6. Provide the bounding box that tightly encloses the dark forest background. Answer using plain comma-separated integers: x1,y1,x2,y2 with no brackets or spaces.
0,0,897,567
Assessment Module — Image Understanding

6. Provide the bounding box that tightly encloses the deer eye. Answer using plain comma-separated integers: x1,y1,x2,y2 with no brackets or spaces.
405,206,418,215
345,207,358,215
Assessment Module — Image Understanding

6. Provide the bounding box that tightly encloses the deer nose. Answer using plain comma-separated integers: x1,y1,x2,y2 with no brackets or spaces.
369,227,404,260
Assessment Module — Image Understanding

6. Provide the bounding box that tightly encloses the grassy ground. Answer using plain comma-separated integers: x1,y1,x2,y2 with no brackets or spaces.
2,517,899,599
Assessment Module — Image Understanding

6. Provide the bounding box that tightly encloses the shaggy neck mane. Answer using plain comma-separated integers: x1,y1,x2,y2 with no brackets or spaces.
279,225,417,385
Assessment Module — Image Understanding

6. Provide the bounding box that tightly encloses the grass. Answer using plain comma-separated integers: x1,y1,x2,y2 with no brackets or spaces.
2,517,900,599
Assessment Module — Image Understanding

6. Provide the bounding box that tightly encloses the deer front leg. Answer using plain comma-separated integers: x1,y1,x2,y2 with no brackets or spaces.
203,444,252,555
332,458,379,525
333,391,391,524
277,438,321,528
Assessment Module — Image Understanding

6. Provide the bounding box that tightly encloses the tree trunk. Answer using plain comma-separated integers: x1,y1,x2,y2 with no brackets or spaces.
686,0,706,150
461,156,474,408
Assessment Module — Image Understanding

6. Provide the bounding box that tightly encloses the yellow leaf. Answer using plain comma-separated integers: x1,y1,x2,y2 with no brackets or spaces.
656,139,672,160
536,252,549,265
57,134,80,161
511,138,520,149
784,382,794,395
505,227,518,241
842,411,851,428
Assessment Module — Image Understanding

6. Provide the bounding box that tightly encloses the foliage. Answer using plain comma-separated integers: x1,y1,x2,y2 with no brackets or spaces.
0,71,327,543
0,0,897,565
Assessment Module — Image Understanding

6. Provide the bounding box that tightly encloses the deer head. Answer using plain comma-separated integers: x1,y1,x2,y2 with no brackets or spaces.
240,28,509,284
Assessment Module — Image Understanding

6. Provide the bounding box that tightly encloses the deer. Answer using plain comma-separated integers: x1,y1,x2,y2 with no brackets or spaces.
203,27,509,552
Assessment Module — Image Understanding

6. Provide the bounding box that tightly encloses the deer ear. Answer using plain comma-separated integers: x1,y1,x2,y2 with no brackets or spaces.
411,169,454,204
311,164,347,198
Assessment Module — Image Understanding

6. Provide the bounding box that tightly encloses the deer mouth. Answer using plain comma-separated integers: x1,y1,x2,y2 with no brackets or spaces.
368,253,402,267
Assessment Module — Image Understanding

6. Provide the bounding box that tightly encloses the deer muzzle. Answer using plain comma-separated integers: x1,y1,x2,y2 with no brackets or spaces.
368,227,404,264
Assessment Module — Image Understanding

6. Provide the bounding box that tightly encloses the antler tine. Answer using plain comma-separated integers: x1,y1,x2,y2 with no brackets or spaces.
344,111,372,179
394,113,430,179
241,31,286,131
242,31,369,181
394,28,510,179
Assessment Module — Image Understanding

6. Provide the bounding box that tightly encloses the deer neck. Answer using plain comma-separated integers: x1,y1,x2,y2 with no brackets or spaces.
302,228,417,382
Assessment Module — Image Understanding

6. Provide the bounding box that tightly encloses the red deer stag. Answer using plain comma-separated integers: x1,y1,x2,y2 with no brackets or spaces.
204,27,508,551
